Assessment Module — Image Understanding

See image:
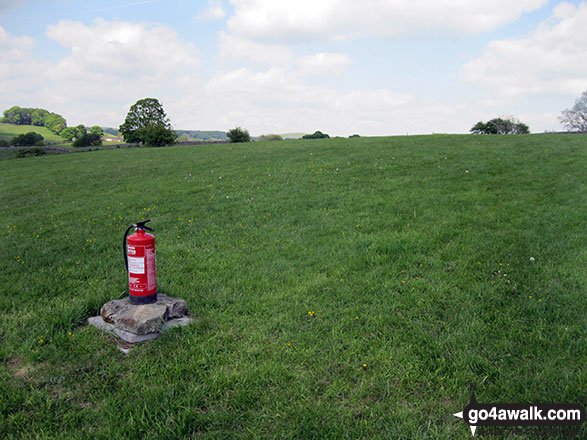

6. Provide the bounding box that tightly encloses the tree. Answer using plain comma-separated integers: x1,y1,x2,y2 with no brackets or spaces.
560,90,587,132
89,126,104,137
470,117,529,134
2,107,67,133
11,132,44,146
73,133,102,148
119,98,177,146
60,127,79,141
141,124,178,146
470,121,488,134
227,127,251,143
302,130,330,139
31,109,49,126
44,113,67,134
75,124,87,136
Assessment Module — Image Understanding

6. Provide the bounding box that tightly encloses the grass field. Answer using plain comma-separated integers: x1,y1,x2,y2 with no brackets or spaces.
0,123,65,143
0,134,585,439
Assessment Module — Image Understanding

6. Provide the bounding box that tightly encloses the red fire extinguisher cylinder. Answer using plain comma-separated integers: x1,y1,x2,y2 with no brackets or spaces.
124,221,157,304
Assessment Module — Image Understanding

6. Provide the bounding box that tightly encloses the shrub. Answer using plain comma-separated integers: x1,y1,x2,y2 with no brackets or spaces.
259,134,283,142
349,134,360,138
227,127,251,143
11,132,44,146
141,124,178,147
302,131,330,139
16,147,46,158
0,139,9,147
470,117,529,134
73,133,102,148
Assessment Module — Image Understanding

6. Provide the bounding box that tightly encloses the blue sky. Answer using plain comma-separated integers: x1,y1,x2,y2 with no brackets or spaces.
1,0,586,135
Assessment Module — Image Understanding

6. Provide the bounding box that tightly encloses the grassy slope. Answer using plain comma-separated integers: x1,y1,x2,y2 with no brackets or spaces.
0,135,585,439
0,123,64,142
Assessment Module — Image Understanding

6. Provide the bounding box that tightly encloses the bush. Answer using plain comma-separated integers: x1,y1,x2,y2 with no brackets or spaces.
258,134,283,142
470,117,529,134
302,131,330,139
73,133,102,148
16,148,46,158
0,139,9,147
349,134,360,138
11,132,44,146
141,124,178,147
227,127,251,143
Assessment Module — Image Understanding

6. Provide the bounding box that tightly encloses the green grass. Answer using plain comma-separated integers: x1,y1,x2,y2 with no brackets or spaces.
0,134,585,439
0,123,65,142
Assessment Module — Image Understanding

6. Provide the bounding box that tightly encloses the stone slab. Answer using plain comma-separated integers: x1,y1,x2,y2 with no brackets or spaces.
100,293,189,335
88,315,193,343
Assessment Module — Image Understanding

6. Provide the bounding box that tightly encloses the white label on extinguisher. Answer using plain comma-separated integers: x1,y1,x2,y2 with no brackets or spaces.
146,246,156,291
128,256,145,274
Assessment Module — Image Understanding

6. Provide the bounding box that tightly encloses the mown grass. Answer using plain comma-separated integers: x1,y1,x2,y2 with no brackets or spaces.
0,134,585,439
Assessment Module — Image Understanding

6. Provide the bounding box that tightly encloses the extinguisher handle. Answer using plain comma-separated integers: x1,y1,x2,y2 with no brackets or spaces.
135,220,153,232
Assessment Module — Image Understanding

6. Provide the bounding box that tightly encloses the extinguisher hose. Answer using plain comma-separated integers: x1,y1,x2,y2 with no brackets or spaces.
123,224,135,274
123,220,153,274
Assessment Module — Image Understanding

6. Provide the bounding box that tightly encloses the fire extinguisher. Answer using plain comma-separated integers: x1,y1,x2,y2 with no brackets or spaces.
123,220,157,304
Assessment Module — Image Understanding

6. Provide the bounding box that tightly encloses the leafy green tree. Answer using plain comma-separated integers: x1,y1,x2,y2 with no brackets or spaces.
90,126,104,137
227,127,251,143
75,124,87,136
45,113,67,134
60,127,78,141
11,132,44,146
141,124,179,146
31,109,49,126
302,130,330,139
560,90,587,131
470,117,529,134
119,98,177,146
3,106,30,125
73,133,102,148
470,121,487,134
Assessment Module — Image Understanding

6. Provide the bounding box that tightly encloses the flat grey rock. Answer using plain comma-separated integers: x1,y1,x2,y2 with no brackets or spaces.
100,294,189,335
89,293,192,344
88,315,193,344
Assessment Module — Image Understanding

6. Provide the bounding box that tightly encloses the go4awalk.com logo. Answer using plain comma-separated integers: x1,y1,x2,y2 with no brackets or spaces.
452,387,585,437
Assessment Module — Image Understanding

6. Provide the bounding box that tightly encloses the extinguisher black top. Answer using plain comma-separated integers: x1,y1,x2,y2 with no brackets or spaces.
135,220,153,232
123,220,154,274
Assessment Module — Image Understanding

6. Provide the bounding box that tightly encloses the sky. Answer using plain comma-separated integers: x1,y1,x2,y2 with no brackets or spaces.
1,0,586,136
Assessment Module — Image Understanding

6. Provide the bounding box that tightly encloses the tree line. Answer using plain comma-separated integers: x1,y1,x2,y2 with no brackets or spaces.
2,106,67,134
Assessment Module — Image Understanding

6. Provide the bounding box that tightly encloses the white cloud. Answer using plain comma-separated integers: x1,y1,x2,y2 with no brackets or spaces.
201,0,226,20
41,19,200,124
195,66,465,135
0,26,50,98
462,2,587,96
218,31,294,65
297,52,351,76
227,0,547,41
1,20,201,126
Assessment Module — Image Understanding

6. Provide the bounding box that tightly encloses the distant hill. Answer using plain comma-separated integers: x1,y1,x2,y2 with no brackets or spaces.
278,132,307,140
0,123,64,142
102,127,119,136
176,130,227,141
